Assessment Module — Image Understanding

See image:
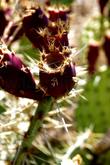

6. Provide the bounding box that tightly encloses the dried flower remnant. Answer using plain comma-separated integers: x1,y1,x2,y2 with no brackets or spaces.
103,31,110,66
87,40,100,74
0,43,45,100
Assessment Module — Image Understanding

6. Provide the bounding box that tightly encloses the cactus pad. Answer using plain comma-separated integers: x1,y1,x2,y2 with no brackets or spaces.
76,68,110,133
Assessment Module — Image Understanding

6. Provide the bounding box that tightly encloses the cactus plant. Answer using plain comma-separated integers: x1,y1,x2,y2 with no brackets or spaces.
75,68,110,133
0,3,78,164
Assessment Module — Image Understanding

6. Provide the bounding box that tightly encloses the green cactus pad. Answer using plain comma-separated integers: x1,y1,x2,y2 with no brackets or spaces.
75,68,110,133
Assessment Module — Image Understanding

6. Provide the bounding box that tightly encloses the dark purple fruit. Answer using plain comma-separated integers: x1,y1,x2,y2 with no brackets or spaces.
48,8,68,22
103,31,110,66
87,40,100,74
0,46,45,100
23,7,48,49
39,62,76,98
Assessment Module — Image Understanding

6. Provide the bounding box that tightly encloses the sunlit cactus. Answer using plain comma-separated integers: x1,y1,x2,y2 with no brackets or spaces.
1,0,108,165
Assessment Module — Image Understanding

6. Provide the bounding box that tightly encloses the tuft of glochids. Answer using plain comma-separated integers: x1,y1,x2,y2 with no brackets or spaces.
0,6,76,100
